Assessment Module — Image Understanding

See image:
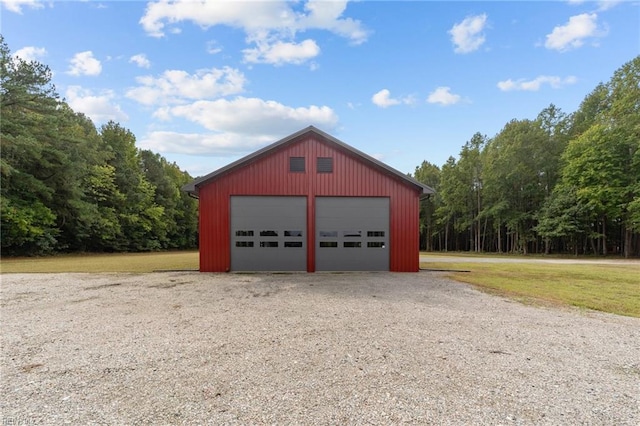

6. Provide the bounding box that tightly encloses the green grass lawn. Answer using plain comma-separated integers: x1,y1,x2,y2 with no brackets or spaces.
0,251,199,273
422,261,640,318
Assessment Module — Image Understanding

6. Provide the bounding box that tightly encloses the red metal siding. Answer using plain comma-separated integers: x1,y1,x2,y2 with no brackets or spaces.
198,135,422,272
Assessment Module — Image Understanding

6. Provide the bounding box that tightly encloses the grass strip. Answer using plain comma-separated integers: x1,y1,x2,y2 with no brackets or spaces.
422,261,640,318
0,251,199,274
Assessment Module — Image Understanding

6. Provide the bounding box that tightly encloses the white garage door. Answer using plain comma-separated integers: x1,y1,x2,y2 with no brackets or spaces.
230,196,306,271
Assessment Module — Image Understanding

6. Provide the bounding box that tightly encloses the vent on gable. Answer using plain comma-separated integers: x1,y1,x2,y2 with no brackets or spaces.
289,157,305,172
317,157,333,173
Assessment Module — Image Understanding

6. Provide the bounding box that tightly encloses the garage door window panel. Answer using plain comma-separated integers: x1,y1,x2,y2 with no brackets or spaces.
367,231,385,237
319,231,338,237
319,241,338,248
236,241,254,247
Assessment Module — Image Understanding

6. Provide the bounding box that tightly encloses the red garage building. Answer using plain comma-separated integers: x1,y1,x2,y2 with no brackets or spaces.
183,126,434,272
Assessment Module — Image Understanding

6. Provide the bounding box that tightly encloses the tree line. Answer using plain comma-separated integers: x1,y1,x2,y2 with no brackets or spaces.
2,32,638,258
1,36,198,256
414,56,640,257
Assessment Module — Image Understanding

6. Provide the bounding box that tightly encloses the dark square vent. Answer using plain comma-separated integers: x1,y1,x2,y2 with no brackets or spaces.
317,157,333,173
289,157,305,172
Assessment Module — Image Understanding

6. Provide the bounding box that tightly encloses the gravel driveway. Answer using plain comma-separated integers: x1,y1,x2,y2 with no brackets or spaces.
1,272,638,425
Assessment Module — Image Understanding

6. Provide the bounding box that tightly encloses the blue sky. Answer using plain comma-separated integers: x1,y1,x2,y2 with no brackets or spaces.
2,0,638,178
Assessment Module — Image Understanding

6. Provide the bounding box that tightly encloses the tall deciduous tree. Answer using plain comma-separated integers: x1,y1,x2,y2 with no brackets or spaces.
607,56,640,256
140,150,198,249
482,119,548,254
433,134,487,252
556,56,640,256
557,124,628,255
100,121,165,251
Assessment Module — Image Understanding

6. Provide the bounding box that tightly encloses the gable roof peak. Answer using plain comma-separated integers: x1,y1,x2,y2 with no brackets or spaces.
182,126,435,197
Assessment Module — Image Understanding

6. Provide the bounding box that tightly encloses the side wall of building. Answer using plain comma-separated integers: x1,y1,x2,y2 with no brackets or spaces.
198,135,421,272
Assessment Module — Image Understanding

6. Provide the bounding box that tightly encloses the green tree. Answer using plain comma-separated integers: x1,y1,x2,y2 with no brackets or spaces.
140,150,198,249
481,120,548,254
433,133,487,252
559,124,628,255
81,163,125,250
458,133,486,252
100,121,165,251
557,56,640,256
435,156,460,251
535,104,569,195
535,185,587,255
606,56,640,256
566,83,609,140
1,35,61,254
1,35,198,255
413,161,440,251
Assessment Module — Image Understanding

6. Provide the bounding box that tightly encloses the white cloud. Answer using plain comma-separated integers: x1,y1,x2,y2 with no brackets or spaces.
0,0,43,13
67,51,102,76
152,106,172,121
497,75,578,91
166,97,338,134
427,87,462,106
206,40,222,54
138,131,275,156
140,1,282,37
595,0,621,11
126,67,246,105
139,0,367,65
372,89,398,108
129,54,151,68
138,97,339,156
65,86,128,123
140,0,367,41
545,13,605,51
297,0,369,45
371,89,414,108
13,46,46,62
567,0,621,11
449,14,488,54
243,38,320,65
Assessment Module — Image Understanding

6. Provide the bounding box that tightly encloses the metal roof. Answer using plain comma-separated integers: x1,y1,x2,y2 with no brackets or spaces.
182,126,435,197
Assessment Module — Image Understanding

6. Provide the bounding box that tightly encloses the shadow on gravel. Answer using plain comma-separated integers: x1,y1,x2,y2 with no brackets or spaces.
277,271,468,304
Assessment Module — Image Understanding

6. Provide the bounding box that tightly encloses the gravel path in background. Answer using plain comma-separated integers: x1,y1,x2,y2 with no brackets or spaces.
1,272,639,425
420,255,640,265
